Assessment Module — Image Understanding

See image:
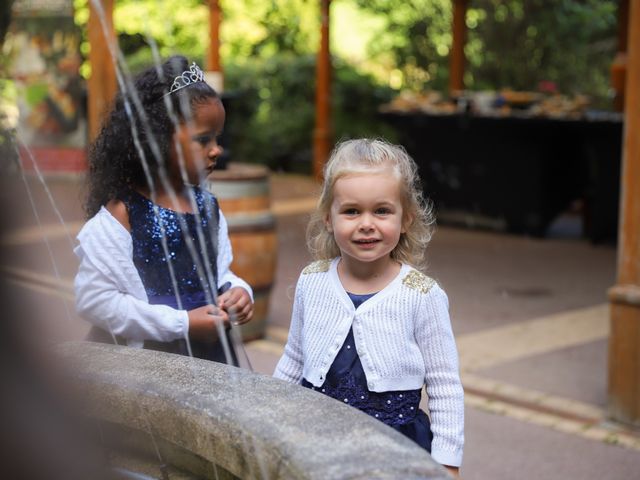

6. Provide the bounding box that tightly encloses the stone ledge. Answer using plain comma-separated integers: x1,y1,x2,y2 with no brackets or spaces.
55,342,449,480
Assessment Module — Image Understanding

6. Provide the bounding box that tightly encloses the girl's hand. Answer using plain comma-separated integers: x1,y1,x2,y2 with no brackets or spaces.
444,465,460,478
187,304,229,341
218,287,254,326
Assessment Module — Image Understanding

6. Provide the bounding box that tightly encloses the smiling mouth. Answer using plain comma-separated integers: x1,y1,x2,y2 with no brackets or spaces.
354,238,380,245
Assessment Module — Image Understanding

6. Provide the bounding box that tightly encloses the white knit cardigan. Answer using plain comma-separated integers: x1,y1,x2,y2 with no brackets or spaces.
74,206,252,348
274,258,464,467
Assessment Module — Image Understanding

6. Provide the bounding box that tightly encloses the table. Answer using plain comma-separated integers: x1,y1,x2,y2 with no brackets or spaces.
380,111,623,241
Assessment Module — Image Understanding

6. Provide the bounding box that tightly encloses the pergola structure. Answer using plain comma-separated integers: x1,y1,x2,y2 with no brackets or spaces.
87,0,639,426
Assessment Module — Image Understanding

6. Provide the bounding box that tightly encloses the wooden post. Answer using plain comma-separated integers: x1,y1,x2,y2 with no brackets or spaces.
313,0,332,181
205,0,224,93
208,0,222,73
608,0,640,427
87,0,117,143
449,0,468,95
611,0,629,112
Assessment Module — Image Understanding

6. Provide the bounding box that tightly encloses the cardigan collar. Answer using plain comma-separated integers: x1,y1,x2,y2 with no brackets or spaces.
328,258,412,314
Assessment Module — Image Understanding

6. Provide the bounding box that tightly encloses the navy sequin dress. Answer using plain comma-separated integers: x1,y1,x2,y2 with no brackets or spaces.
302,292,432,451
122,187,237,364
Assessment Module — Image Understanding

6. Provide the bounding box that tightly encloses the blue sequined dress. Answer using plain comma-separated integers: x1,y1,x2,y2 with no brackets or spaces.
302,292,432,451
122,187,237,364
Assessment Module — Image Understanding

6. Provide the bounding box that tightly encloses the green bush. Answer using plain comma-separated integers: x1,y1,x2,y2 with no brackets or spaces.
225,53,397,174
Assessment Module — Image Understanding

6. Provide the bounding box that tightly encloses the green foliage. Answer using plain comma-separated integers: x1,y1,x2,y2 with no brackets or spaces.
108,0,319,70
466,0,617,102
68,0,621,170
223,54,315,172
223,0,318,59
225,53,396,173
69,0,395,172
0,1,18,172
353,0,454,91
72,0,208,77
115,0,208,59
331,56,399,147
356,0,618,102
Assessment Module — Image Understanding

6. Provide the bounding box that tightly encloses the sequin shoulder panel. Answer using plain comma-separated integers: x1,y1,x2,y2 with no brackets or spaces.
302,260,332,275
402,270,436,294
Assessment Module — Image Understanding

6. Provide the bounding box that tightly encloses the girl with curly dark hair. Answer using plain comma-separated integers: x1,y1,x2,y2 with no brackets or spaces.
74,55,253,363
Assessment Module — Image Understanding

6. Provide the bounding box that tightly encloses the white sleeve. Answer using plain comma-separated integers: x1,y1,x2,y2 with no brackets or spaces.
74,209,189,345
415,285,464,467
273,275,305,383
216,209,253,299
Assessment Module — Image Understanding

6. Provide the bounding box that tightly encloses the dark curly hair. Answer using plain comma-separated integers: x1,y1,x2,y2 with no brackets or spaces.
84,55,219,218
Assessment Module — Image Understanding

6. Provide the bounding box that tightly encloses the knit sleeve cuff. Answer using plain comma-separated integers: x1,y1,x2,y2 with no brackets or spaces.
177,309,189,340
430,448,463,468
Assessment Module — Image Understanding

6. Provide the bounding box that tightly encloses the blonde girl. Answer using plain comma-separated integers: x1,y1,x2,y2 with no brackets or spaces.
274,138,464,475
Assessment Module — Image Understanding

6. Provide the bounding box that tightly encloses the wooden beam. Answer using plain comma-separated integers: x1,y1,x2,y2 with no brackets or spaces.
608,0,640,427
207,0,222,72
449,0,468,94
87,0,117,143
313,0,332,181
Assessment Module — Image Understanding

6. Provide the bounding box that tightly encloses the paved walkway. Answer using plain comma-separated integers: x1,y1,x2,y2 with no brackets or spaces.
1,171,639,479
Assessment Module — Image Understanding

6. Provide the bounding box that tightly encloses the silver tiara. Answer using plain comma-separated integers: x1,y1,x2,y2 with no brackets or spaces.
166,62,205,96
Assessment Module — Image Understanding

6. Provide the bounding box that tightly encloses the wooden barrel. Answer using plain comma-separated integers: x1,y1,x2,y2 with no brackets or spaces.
205,163,276,341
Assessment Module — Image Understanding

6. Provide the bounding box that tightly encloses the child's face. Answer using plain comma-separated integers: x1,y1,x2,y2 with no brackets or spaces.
170,97,225,186
326,171,405,268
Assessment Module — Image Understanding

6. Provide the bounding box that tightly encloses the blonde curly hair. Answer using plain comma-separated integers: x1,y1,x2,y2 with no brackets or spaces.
307,138,435,271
